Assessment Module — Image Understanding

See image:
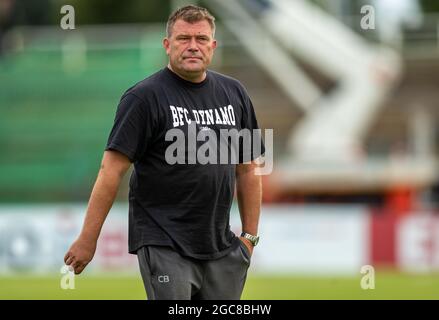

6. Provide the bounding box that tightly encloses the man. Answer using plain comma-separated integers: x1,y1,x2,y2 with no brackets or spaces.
64,5,264,300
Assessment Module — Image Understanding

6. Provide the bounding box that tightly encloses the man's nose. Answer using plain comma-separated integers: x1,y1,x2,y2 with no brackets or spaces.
187,37,199,51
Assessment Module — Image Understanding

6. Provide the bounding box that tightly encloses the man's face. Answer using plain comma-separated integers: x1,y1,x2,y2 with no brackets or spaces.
163,19,217,82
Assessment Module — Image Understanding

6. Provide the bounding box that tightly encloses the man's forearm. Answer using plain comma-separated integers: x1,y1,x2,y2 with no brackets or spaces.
236,168,262,236
64,151,131,274
79,168,124,242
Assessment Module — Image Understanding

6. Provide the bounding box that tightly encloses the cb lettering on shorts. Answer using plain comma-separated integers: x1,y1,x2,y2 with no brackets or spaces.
158,275,170,283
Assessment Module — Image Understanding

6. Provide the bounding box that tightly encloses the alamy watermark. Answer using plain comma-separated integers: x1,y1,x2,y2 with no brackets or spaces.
60,265,75,290
165,122,273,175
165,104,273,174
361,5,375,30
360,265,375,290
60,5,75,30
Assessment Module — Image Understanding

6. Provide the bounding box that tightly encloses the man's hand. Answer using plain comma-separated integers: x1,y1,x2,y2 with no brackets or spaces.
239,236,254,257
64,237,97,275
63,150,131,275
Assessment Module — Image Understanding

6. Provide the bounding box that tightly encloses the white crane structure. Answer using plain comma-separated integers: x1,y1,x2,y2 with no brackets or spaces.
207,0,437,192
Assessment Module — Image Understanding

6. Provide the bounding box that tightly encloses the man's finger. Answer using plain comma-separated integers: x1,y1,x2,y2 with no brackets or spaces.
65,256,75,266
74,263,87,275
64,251,73,264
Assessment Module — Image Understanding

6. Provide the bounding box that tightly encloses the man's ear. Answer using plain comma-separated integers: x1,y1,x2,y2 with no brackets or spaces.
212,39,217,50
163,38,170,55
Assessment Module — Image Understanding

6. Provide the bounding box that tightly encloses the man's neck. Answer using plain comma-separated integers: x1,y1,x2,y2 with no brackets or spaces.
167,64,206,83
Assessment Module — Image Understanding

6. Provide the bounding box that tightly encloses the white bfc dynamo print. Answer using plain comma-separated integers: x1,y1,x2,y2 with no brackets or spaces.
169,105,236,128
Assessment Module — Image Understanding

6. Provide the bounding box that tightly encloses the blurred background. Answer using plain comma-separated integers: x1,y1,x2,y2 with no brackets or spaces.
1,0,439,299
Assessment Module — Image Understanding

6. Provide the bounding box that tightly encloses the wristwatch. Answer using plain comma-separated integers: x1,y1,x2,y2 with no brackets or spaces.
240,232,260,246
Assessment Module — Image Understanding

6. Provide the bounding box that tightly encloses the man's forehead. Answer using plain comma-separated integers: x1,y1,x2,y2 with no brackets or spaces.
172,19,213,36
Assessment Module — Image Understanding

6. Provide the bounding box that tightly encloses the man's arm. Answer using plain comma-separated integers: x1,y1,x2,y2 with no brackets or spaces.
64,150,131,274
236,160,262,256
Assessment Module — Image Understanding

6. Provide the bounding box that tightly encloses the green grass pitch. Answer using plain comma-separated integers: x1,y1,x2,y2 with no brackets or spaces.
1,271,438,300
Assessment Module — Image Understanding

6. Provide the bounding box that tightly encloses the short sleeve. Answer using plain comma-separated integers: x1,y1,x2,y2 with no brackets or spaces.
239,90,265,163
105,93,155,162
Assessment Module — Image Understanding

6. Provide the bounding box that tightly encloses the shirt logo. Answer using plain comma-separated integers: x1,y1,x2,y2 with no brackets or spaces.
169,105,236,128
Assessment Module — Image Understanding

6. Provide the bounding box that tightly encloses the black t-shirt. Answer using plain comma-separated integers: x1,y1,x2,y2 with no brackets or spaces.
106,67,265,260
